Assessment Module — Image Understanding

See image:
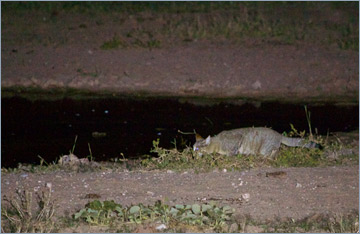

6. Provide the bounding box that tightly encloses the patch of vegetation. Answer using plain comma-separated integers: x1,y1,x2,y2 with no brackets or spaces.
100,36,127,50
141,138,267,172
102,31,161,50
256,211,359,233
74,199,236,232
273,147,324,167
3,2,358,50
142,107,357,171
142,135,357,172
1,187,56,233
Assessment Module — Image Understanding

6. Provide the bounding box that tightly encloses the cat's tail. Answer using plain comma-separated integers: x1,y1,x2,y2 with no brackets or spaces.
281,136,321,149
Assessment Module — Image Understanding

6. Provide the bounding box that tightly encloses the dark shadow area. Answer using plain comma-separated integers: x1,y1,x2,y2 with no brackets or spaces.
2,97,358,168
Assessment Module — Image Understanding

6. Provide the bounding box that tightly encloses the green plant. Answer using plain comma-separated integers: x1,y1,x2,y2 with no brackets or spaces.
1,187,56,233
259,212,359,233
145,136,332,171
87,143,93,161
37,155,49,167
74,200,120,225
327,213,359,233
304,105,313,138
70,135,78,154
274,147,324,167
74,199,235,231
100,36,127,50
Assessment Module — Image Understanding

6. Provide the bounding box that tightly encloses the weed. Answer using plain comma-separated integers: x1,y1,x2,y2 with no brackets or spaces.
1,186,56,233
70,135,78,154
144,117,356,171
74,199,235,232
304,105,313,138
87,143,93,161
3,2,358,50
274,147,324,167
327,212,359,233
143,138,272,172
37,155,49,167
100,36,127,50
259,211,359,233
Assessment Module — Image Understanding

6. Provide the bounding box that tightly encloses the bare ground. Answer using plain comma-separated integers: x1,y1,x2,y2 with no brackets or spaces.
1,165,359,232
2,43,358,103
1,8,359,102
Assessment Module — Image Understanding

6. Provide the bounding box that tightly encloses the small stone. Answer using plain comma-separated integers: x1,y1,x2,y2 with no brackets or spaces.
46,182,52,189
155,224,167,230
296,183,302,188
147,191,155,196
229,223,239,233
252,80,262,90
241,193,250,202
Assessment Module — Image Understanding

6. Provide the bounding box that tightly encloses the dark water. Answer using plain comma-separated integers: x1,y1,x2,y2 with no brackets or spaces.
2,97,358,168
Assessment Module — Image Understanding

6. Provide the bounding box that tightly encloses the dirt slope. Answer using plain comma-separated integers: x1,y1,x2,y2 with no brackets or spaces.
2,43,358,102
2,7,359,102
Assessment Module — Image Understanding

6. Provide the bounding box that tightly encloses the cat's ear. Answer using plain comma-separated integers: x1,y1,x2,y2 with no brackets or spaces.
205,135,211,145
195,133,203,141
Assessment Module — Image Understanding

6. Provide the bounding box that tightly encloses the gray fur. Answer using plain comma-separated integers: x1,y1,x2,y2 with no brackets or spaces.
193,127,319,157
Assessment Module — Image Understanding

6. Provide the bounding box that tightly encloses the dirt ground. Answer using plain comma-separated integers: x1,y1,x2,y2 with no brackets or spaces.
1,6,359,102
2,42,358,103
1,165,359,232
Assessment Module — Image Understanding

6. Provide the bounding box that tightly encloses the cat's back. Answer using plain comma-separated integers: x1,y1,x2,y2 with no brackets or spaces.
218,127,280,138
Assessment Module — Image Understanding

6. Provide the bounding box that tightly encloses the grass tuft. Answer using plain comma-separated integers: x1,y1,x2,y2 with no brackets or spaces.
1,186,56,233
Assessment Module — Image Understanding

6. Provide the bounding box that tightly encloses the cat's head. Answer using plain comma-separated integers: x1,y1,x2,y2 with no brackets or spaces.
193,133,211,156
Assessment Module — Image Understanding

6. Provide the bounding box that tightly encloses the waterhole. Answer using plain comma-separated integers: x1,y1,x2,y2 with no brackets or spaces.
2,97,358,168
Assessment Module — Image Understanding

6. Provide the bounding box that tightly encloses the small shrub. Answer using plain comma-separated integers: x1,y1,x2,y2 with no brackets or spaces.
1,186,56,233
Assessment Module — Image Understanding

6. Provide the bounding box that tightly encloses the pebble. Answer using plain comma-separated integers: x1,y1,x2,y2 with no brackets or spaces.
241,193,250,202
156,224,167,230
147,191,155,196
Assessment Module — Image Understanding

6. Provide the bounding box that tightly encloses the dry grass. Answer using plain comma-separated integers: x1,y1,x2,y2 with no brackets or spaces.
1,185,56,233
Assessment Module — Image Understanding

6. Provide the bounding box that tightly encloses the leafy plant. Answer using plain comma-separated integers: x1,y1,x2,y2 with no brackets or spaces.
74,199,235,231
74,200,120,225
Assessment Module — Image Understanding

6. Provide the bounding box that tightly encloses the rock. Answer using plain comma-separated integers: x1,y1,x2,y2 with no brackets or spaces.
245,225,265,233
251,80,262,90
58,153,80,166
241,193,250,202
155,224,167,231
229,223,239,233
